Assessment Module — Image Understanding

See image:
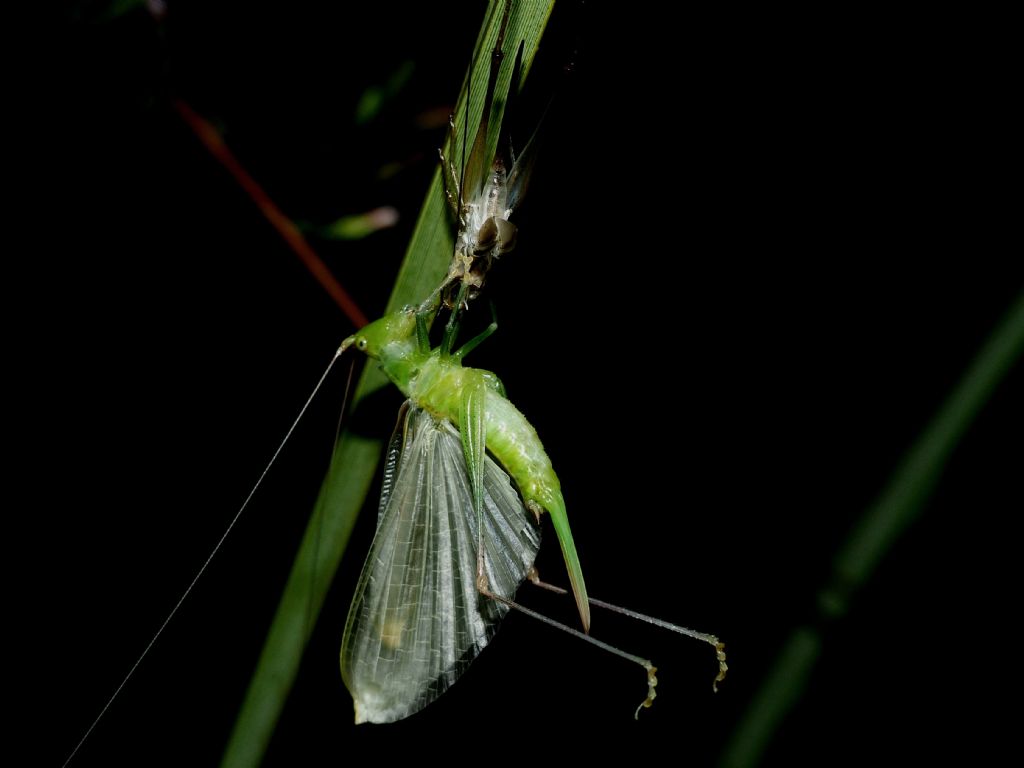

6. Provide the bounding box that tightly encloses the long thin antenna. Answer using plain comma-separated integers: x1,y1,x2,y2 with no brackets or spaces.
304,358,358,644
62,349,346,767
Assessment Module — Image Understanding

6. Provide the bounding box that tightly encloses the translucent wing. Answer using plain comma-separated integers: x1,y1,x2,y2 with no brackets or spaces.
340,403,541,724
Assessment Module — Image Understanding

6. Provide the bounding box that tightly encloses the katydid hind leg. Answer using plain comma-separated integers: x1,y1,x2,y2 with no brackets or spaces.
460,376,488,587
475,581,659,719
527,568,728,692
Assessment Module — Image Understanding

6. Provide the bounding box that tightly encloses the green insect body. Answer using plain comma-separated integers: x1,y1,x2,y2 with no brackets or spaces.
339,304,725,724
335,1,594,720
340,306,590,633
336,1,723,725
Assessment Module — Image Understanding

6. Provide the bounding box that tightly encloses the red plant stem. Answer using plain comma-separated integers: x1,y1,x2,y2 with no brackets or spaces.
174,99,369,329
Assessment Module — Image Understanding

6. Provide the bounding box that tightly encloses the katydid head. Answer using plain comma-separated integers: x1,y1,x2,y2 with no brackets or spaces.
339,308,418,361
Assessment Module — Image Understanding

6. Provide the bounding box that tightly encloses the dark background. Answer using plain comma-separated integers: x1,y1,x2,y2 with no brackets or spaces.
34,2,1019,766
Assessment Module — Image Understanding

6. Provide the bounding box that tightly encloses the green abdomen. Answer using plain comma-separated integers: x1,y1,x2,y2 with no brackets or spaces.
481,394,560,508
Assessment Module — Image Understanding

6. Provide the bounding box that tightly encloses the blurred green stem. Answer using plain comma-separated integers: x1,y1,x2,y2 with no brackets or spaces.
720,288,1024,768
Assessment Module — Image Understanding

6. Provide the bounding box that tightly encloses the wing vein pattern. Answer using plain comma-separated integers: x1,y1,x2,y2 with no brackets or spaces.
341,402,540,723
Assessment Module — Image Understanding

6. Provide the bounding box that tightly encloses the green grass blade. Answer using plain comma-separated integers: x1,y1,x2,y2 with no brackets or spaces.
220,3,555,766
719,288,1024,768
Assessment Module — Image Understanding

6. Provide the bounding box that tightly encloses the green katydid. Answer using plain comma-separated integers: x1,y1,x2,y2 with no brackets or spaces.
336,0,725,724
337,288,727,723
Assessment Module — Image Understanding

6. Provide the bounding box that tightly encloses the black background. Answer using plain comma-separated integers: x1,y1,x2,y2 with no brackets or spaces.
33,2,1020,766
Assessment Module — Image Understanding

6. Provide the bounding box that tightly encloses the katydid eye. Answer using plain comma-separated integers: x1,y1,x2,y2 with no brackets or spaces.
357,338,368,349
